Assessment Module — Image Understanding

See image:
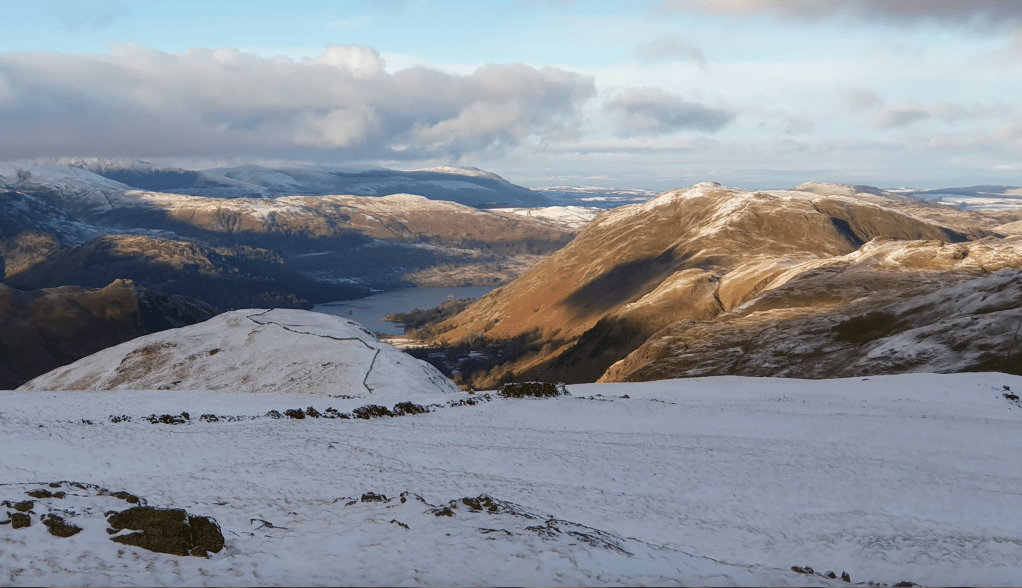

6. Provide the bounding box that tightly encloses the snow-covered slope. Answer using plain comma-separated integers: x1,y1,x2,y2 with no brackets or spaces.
3,372,1021,585
488,205,602,229
19,309,459,397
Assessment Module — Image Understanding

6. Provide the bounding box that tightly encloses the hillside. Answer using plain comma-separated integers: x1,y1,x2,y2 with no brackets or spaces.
0,279,214,389
417,182,1022,387
20,308,459,397
0,188,575,309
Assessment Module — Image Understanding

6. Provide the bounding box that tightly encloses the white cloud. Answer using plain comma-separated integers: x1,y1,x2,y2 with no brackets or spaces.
875,100,1016,129
293,106,381,147
0,43,596,161
317,44,386,76
605,88,734,136
633,38,706,66
659,0,1022,26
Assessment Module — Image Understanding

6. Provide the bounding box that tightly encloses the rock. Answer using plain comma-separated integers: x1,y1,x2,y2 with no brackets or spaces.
26,488,64,499
826,571,837,579
13,500,33,512
41,514,82,537
109,491,140,504
188,515,225,554
360,492,387,503
498,381,563,398
843,571,852,583
391,402,429,416
11,512,30,529
353,405,392,419
107,506,224,557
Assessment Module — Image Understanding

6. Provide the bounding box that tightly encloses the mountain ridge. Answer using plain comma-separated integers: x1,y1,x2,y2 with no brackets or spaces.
414,182,1022,387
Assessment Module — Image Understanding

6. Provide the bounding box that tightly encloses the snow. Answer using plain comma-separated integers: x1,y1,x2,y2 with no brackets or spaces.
490,205,601,229
412,166,509,183
5,365,1022,586
19,309,460,397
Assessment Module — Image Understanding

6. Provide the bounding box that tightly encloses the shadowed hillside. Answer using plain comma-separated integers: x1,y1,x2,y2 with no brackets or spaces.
0,279,214,389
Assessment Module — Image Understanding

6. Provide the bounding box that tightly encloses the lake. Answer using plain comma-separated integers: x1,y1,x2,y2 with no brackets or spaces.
313,285,499,335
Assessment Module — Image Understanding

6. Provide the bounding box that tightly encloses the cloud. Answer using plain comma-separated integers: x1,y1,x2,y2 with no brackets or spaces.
317,44,386,76
605,88,734,136
659,0,1022,26
838,89,885,113
0,43,595,161
875,104,931,129
633,38,706,66
0,73,11,106
875,100,1015,129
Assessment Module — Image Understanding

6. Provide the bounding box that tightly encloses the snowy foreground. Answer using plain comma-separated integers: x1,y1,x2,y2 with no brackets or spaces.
3,372,1022,586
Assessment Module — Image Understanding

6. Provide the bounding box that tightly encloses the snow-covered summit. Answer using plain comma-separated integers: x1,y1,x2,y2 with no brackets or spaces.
19,309,460,397
411,166,510,183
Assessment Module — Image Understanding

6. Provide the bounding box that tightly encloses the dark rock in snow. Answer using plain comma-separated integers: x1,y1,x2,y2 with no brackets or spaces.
11,513,31,529
498,381,565,398
353,404,392,419
42,514,82,537
107,506,224,557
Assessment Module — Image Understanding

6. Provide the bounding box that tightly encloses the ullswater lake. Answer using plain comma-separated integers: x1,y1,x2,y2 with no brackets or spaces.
313,285,499,336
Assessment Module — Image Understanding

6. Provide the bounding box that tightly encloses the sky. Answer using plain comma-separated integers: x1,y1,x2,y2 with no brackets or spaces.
0,0,1021,190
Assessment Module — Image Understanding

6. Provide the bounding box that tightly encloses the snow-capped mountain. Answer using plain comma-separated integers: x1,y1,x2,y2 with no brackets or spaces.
416,182,1022,387
33,159,552,208
0,169,577,311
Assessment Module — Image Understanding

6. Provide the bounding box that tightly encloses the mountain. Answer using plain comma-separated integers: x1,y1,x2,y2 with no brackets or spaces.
414,182,1022,387
0,279,214,389
34,159,553,208
0,174,576,309
20,308,459,396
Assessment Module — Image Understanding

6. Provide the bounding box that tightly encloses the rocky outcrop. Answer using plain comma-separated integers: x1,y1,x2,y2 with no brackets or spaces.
421,183,1022,386
108,507,224,557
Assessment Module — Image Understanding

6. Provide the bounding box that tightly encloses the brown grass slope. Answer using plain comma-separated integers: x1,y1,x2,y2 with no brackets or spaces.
423,182,1017,387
